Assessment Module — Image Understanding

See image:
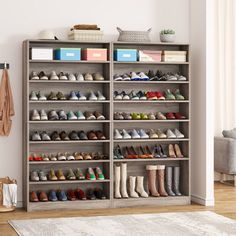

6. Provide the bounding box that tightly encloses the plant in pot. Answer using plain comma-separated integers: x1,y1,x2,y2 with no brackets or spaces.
160,29,175,42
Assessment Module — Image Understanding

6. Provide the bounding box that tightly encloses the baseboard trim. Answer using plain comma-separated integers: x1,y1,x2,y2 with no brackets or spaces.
16,201,23,208
191,195,215,206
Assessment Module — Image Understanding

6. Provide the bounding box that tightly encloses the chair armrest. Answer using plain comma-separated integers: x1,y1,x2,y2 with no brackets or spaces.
214,137,236,174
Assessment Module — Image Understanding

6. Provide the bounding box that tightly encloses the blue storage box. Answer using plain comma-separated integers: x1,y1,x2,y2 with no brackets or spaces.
114,49,137,62
54,48,81,61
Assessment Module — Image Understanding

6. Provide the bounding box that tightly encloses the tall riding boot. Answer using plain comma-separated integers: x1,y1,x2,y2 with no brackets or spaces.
114,165,121,198
128,176,139,198
173,166,182,196
136,176,148,198
165,167,175,196
157,165,168,197
120,163,129,198
146,165,160,197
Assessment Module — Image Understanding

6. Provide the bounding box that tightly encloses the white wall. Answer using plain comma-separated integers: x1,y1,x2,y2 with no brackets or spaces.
190,0,215,206
0,0,189,205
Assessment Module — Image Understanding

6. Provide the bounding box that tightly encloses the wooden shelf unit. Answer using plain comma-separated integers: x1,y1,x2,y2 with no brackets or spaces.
23,40,190,211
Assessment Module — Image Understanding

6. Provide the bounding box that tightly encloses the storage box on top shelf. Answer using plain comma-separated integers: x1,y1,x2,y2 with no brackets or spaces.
54,48,81,61
114,49,137,62
68,29,104,41
162,51,187,62
82,48,107,61
138,50,162,62
30,48,53,60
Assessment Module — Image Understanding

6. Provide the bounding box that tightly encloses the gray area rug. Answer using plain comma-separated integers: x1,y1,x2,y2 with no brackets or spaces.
9,211,236,236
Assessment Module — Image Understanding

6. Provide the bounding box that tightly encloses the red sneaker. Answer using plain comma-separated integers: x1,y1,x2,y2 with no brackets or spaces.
28,155,33,161
156,91,165,100
166,112,175,119
146,91,157,100
174,112,186,119
33,153,42,161
75,188,87,200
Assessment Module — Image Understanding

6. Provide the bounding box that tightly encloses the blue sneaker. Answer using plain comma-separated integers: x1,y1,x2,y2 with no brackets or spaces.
76,91,87,101
49,190,58,201
57,190,67,201
69,91,78,100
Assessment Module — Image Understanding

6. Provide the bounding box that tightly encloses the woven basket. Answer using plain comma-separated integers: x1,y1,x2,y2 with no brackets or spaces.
0,177,17,212
68,30,103,42
117,27,151,42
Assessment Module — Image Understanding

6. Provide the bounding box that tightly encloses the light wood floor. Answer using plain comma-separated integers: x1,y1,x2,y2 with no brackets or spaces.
0,182,235,236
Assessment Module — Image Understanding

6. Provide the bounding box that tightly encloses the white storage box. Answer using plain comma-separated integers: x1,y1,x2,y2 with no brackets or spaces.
30,48,53,60
162,51,187,62
68,30,103,41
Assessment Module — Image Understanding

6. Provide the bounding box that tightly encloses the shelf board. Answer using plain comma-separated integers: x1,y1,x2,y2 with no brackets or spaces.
29,120,110,124
113,158,189,162
29,100,110,104
113,100,189,104
29,140,110,144
29,160,110,164
113,41,189,46
113,81,189,84
28,199,111,211
29,179,110,185
29,60,110,64
29,80,110,84
114,138,189,143
113,119,189,123
114,61,189,65
113,196,190,208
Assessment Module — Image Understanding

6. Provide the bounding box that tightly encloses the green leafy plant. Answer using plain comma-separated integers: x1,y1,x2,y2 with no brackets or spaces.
160,29,175,35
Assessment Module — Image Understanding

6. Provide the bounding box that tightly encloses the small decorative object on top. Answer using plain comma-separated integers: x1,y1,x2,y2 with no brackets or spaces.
68,24,103,41
160,29,175,43
117,27,151,42
38,30,58,40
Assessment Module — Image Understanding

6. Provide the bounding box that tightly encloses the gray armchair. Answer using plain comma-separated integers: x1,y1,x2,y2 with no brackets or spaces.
215,137,236,186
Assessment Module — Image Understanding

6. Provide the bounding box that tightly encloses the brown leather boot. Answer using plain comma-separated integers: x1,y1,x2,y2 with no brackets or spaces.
146,165,160,197
157,165,168,197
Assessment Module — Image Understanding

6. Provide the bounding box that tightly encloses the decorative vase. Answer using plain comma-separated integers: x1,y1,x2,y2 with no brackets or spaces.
160,34,175,43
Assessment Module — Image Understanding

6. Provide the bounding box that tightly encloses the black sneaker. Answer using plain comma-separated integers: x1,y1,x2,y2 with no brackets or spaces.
94,188,106,200
147,70,156,81
78,131,88,140
86,188,96,200
69,130,80,140
51,131,61,141
48,110,59,120
156,70,166,81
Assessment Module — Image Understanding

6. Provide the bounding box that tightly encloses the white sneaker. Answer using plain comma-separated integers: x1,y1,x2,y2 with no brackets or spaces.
166,129,177,139
40,109,48,120
139,129,149,139
38,91,47,101
57,153,66,161
76,73,84,81
131,72,141,81
31,72,39,80
31,109,40,121
59,72,68,80
50,71,59,80
97,91,106,100
131,129,140,139
88,91,98,101
114,129,122,139
138,72,149,80
174,129,185,138
68,73,76,81
66,153,75,160
122,129,131,139
176,73,187,81
29,91,38,101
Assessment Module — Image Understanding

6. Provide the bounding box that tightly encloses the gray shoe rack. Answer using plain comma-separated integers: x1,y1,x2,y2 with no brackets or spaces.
23,40,190,212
